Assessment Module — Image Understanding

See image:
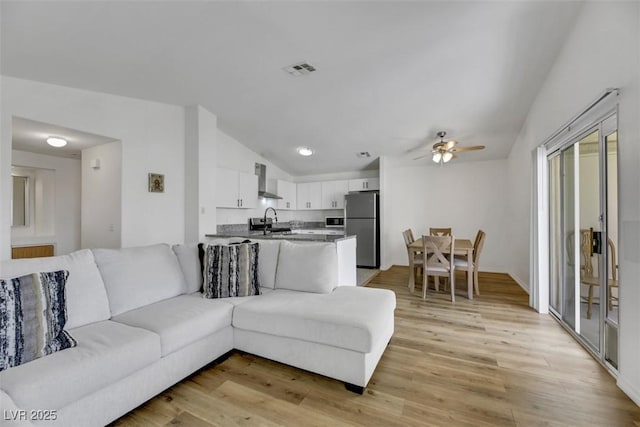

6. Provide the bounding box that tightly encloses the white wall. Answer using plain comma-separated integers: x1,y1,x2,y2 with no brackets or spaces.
381,158,509,274
505,2,640,405
11,150,81,255
0,77,186,259
185,106,218,242
81,141,122,249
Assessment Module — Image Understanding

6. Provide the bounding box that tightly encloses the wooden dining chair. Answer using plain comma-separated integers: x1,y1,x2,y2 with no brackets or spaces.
454,230,486,296
422,235,455,302
581,236,619,319
429,227,452,236
403,229,423,286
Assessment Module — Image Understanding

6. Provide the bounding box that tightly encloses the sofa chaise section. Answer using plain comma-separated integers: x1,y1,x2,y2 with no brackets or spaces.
232,286,396,391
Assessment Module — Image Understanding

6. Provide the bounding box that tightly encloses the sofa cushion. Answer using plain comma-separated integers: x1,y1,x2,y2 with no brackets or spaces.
186,286,273,306
232,287,396,353
173,239,229,294
202,243,260,299
1,270,77,371
248,240,280,289
112,295,233,356
0,320,160,410
0,249,111,329
93,244,188,316
172,243,203,294
275,241,337,293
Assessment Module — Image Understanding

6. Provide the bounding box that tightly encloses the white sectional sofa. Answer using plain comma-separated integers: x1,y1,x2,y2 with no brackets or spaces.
0,239,395,426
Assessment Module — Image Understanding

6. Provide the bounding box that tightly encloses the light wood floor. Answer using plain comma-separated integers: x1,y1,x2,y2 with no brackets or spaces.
112,267,640,426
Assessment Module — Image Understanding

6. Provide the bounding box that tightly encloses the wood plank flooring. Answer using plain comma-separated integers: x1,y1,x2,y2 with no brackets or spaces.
111,266,640,426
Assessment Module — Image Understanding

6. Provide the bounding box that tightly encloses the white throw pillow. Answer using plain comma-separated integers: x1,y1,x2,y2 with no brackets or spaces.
172,243,202,294
275,241,337,293
0,249,111,329
173,239,231,294
93,244,188,316
250,240,280,289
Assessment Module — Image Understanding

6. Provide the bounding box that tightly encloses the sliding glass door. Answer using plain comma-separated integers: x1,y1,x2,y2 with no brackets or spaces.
547,113,618,371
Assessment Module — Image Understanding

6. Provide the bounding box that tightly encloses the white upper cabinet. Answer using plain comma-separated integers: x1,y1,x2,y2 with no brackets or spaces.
297,182,322,210
216,168,258,208
276,180,297,210
348,177,380,192
321,180,348,209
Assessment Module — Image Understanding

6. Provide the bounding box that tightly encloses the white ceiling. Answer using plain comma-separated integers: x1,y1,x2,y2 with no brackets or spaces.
0,1,581,175
12,117,118,159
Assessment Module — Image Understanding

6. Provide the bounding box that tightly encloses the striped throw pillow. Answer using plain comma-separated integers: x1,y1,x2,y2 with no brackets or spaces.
0,270,77,371
202,243,260,299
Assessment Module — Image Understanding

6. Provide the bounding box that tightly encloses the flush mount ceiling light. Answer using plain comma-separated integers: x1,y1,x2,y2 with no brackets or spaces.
283,61,316,76
357,152,371,158
46,137,67,147
296,146,314,156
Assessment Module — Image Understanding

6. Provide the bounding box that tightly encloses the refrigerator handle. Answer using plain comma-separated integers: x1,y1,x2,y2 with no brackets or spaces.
343,198,347,232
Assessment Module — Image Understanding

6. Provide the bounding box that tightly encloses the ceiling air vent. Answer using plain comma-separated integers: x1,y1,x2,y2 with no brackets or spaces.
283,61,316,76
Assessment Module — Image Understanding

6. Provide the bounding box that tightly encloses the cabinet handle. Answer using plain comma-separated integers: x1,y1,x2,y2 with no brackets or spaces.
237,199,240,207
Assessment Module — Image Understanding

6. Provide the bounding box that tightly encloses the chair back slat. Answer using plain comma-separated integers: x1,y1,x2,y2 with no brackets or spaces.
422,235,453,270
430,227,452,237
402,229,415,246
580,229,594,277
608,238,617,280
473,230,486,265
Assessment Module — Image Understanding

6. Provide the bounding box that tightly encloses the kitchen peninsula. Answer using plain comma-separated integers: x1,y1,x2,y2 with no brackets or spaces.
204,230,357,286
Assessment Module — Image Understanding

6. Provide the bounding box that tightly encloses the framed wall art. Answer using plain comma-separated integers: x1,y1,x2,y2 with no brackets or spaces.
148,173,165,193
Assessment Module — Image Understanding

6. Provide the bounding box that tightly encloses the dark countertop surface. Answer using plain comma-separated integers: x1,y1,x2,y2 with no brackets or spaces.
205,231,352,242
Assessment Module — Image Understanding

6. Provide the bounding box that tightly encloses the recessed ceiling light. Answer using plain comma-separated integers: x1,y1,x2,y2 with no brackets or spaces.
46,137,67,147
296,147,314,156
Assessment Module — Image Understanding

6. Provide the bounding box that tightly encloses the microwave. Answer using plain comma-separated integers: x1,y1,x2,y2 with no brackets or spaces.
325,216,344,228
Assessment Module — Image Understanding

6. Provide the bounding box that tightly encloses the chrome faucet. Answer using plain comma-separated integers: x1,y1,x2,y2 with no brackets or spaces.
263,207,278,235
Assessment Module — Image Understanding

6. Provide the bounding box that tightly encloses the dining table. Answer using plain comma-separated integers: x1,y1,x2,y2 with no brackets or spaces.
407,238,475,300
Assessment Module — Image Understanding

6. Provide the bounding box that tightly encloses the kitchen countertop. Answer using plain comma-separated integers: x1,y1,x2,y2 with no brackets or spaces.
205,231,352,242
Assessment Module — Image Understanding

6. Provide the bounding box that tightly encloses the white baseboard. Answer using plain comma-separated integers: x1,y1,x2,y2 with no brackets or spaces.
508,271,530,294
617,376,640,407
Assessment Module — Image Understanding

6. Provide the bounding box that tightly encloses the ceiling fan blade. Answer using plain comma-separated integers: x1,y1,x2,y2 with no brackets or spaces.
444,140,457,150
452,145,485,152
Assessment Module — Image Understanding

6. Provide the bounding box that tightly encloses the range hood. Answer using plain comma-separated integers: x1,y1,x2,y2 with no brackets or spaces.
255,163,282,200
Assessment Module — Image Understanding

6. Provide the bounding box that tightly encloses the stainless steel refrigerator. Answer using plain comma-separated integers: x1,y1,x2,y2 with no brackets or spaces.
345,192,380,268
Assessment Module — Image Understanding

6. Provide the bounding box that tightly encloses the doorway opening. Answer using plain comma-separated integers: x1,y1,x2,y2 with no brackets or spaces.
547,111,619,372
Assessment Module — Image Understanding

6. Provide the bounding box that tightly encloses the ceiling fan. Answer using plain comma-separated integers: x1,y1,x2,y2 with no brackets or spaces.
414,131,485,164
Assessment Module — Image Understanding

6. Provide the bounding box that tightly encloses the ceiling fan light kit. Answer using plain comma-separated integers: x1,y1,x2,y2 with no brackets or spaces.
414,130,485,165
